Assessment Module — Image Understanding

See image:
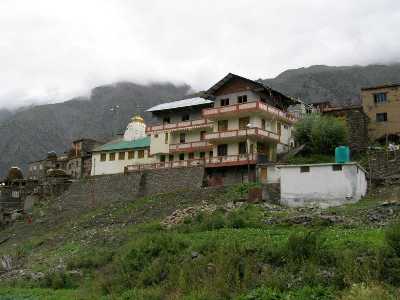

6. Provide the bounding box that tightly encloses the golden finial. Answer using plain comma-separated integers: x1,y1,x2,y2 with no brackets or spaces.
131,115,144,123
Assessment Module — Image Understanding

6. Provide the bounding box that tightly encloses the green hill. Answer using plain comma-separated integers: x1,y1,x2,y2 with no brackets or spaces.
1,184,400,299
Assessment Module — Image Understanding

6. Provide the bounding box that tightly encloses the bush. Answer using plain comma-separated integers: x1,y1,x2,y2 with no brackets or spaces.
339,283,392,300
285,231,324,262
385,222,400,256
294,114,348,155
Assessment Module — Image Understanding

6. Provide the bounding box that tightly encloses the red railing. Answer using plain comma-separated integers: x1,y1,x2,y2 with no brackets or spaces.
205,128,279,142
169,140,213,152
125,159,205,172
202,101,297,123
146,118,213,133
125,154,258,172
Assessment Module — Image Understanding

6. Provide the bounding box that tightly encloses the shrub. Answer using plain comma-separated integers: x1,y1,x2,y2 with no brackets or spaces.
293,114,348,155
339,283,392,300
385,222,400,256
285,231,324,262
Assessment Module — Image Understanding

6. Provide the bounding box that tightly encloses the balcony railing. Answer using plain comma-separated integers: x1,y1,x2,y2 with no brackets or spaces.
206,153,256,167
146,118,213,133
205,128,280,142
169,140,213,152
202,101,297,123
125,159,205,172
125,154,259,172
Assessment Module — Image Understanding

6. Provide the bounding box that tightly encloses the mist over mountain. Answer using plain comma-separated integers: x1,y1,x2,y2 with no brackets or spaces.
1,63,400,177
0,82,191,177
263,63,400,106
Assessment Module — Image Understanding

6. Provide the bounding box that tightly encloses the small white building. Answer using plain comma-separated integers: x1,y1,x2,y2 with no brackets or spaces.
278,163,367,208
91,116,155,176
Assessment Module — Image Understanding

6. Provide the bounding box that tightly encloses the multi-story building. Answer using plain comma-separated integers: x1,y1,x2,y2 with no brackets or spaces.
28,151,62,181
65,138,103,179
361,83,400,142
137,73,298,185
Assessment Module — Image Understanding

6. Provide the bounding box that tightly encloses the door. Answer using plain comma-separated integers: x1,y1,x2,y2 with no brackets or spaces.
260,167,268,184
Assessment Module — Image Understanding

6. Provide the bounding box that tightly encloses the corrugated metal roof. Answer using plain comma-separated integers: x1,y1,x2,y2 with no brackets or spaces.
147,97,213,112
93,136,150,152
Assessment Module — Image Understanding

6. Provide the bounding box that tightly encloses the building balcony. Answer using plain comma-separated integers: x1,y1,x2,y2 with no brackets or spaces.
204,128,280,143
125,159,205,172
169,140,213,153
146,118,213,133
202,101,297,123
206,153,257,168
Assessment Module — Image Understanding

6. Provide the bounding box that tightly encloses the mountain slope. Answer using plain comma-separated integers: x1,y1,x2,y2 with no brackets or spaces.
0,82,191,176
263,64,400,105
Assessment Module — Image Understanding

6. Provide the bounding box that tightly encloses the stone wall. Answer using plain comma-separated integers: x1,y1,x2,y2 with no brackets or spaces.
55,167,205,210
368,150,400,180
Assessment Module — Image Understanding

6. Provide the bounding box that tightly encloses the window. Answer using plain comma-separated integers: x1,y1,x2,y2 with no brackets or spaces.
261,119,266,130
160,155,166,162
128,151,134,159
182,114,189,121
154,134,159,138
169,154,174,161
238,95,247,103
300,166,310,173
179,153,185,160
164,133,169,144
109,153,115,161
199,152,205,158
188,152,195,159
138,150,144,159
217,144,228,156
376,112,388,122
200,131,206,141
218,120,228,132
209,150,213,157
163,117,170,124
239,117,250,130
374,93,387,104
180,133,186,143
257,142,266,153
100,153,107,161
332,165,342,171
118,152,125,160
220,98,230,106
239,142,247,154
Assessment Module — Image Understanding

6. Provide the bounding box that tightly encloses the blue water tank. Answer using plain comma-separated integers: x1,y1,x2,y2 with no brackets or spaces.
335,146,350,163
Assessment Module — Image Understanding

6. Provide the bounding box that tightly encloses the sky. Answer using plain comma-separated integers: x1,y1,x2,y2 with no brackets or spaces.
0,0,400,108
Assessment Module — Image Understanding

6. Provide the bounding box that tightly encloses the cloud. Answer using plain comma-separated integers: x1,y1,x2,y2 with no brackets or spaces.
0,0,399,107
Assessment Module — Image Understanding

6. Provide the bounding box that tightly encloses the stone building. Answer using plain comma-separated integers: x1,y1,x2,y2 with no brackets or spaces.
322,106,369,153
361,83,400,142
65,138,103,179
28,151,62,181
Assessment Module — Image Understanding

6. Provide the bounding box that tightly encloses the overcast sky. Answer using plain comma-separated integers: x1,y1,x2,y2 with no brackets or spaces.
0,0,399,108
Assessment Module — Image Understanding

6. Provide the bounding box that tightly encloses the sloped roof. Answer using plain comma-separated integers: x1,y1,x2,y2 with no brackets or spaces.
147,97,213,112
93,136,150,152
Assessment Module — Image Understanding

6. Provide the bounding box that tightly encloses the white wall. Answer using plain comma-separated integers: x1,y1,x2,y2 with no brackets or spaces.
91,149,155,176
280,164,367,208
214,91,259,107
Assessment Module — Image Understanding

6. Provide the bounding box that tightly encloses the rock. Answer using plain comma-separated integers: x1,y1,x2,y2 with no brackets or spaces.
191,251,199,259
0,255,13,271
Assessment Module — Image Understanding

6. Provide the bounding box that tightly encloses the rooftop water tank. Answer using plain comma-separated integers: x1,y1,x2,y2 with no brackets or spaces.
335,146,350,164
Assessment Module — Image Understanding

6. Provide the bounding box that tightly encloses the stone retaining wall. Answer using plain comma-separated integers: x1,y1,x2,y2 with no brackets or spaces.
55,167,205,210
368,150,400,180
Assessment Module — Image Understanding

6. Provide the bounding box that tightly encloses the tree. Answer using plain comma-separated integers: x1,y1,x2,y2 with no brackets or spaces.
293,114,348,155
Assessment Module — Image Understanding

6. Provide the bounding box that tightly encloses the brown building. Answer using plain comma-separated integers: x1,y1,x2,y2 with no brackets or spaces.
65,138,103,179
361,83,400,142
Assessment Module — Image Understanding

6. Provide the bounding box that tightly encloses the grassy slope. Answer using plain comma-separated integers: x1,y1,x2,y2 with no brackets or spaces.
0,185,400,299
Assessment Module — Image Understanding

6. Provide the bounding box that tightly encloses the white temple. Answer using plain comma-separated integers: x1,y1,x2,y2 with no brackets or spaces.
123,115,146,141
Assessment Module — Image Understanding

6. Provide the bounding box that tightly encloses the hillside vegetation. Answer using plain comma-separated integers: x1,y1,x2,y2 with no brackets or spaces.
1,184,400,299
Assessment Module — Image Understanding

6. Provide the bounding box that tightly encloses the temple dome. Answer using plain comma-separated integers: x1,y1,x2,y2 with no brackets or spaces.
123,115,146,141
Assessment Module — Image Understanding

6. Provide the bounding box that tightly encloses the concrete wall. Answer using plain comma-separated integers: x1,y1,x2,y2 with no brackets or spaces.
214,90,259,107
280,163,367,208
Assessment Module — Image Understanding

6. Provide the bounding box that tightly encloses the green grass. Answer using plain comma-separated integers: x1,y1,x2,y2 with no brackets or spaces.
0,288,78,300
